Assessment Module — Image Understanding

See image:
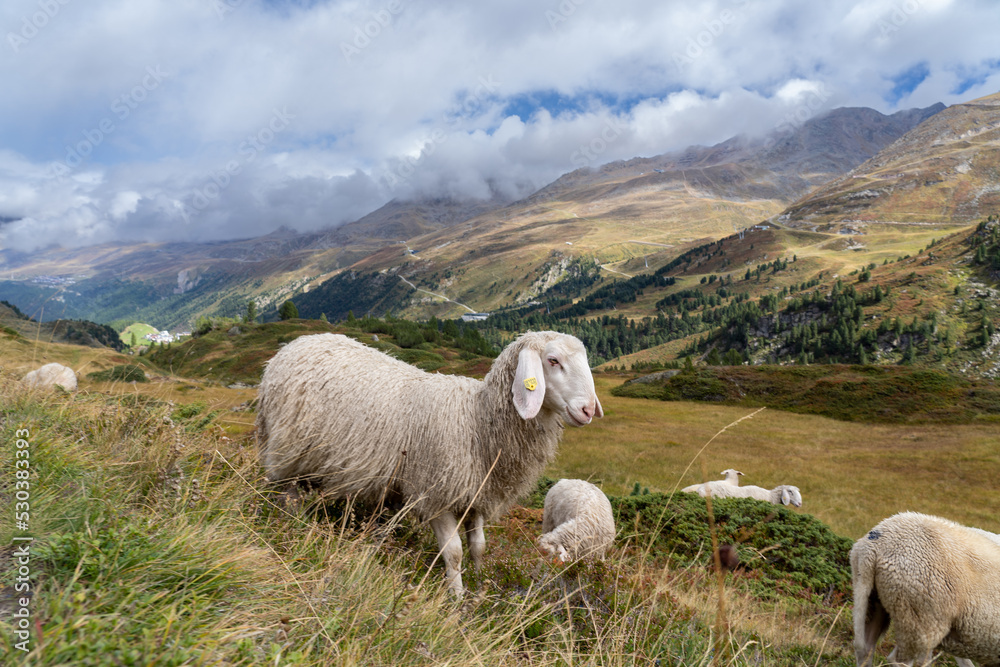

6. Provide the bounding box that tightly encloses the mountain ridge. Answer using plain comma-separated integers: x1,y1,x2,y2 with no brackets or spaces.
0,101,957,329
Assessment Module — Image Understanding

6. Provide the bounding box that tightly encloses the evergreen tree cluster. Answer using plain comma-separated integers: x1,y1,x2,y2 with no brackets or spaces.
971,216,1000,273
697,278,982,365
351,313,495,357
291,271,415,323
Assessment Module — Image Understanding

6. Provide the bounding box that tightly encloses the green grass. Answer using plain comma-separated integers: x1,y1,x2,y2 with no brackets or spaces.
86,364,149,383
1,330,994,665
119,322,160,347
611,364,1000,424
557,375,1000,541
146,319,495,385
0,373,872,665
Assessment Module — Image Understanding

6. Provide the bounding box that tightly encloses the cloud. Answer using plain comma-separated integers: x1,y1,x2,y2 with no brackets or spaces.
0,0,998,251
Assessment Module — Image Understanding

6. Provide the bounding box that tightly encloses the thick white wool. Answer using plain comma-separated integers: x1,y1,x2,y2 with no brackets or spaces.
538,479,615,562
850,511,1000,667
256,331,601,594
683,481,802,507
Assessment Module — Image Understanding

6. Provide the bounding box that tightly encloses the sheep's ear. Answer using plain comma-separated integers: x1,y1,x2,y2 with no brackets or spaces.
513,348,545,420
781,487,791,505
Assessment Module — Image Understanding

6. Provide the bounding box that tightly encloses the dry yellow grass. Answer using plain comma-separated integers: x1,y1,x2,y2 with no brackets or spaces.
554,376,1000,540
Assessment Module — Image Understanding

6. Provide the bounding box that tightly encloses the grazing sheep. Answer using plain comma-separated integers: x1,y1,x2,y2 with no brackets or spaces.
22,363,77,392
851,512,1000,667
681,468,743,493
683,481,802,507
256,331,603,595
538,479,615,562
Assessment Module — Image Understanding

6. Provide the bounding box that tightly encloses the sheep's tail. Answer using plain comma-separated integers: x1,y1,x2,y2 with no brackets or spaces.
849,537,889,667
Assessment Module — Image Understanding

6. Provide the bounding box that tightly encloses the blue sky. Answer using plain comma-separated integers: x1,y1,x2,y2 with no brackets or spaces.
1,0,998,251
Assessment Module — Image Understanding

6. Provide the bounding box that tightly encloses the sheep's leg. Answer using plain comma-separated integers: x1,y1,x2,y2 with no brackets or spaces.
892,613,951,667
887,652,974,667
463,511,485,571
890,640,937,667
429,513,465,596
858,598,890,666
852,553,888,667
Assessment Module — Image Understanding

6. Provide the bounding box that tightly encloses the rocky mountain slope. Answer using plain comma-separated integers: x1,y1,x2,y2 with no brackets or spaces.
780,92,1000,227
0,103,951,329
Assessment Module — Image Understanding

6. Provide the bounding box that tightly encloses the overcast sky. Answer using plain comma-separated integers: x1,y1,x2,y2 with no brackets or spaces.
0,0,998,252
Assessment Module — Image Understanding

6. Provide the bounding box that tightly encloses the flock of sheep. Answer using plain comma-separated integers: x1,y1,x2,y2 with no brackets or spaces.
244,330,1000,666
15,331,1000,665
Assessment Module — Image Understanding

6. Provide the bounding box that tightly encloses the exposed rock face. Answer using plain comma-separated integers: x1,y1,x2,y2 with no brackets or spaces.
22,363,78,391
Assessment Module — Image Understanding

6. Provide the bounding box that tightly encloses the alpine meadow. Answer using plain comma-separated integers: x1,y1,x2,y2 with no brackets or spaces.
2,2,1000,665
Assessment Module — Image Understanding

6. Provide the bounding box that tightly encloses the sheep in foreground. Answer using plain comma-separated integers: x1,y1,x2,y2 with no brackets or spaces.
538,479,615,562
851,512,1000,667
683,481,802,507
256,331,603,595
681,468,743,493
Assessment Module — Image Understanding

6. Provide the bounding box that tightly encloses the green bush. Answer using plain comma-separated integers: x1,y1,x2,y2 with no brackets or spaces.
87,365,149,383
612,492,853,600
173,401,207,419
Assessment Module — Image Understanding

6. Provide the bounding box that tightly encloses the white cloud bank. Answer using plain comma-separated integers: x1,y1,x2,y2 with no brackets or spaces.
0,0,998,251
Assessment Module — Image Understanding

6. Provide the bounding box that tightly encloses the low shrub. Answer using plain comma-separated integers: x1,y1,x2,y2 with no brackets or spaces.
87,365,149,383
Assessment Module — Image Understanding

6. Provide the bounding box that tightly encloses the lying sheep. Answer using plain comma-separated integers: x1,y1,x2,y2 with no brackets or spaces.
538,479,615,562
256,331,603,595
683,481,802,507
682,468,743,493
851,512,1000,667
720,468,744,486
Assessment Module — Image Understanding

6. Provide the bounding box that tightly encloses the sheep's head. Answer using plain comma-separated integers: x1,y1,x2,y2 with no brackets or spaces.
512,333,603,426
777,485,802,507
720,469,744,483
537,534,570,562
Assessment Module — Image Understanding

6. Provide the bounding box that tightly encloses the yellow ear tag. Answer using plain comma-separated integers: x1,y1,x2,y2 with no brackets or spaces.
523,377,538,391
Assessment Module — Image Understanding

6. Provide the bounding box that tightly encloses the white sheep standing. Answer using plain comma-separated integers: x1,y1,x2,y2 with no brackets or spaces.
681,468,743,493
682,481,803,507
538,479,615,562
256,331,603,595
851,511,1000,667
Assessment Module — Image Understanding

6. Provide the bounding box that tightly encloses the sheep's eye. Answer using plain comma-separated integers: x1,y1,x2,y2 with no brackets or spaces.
547,358,560,367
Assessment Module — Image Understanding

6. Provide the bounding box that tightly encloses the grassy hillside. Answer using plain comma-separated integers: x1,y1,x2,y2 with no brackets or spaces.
1,322,994,665
0,301,125,352
146,316,496,385
118,322,160,347
611,364,1000,424
0,376,855,666
781,92,1000,226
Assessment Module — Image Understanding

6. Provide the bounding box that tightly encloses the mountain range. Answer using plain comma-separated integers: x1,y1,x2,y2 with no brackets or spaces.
1,95,997,337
